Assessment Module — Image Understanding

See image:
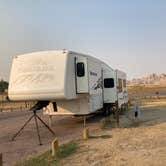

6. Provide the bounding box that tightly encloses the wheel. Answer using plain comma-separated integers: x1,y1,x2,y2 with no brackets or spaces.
103,106,110,117
125,103,128,111
112,106,117,119
120,105,124,112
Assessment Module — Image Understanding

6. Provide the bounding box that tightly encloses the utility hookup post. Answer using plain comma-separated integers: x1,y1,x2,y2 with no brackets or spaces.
134,98,141,123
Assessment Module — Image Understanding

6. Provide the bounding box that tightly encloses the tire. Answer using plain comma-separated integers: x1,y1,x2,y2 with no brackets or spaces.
103,106,110,117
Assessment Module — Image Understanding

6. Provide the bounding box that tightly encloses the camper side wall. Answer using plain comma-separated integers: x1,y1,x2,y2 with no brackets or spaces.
47,53,104,115
116,70,128,108
88,59,103,112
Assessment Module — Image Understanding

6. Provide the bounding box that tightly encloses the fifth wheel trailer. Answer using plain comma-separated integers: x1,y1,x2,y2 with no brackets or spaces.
8,50,128,116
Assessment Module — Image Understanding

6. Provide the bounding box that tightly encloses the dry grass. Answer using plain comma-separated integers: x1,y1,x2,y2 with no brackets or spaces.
127,84,166,95
0,93,36,112
55,98,166,166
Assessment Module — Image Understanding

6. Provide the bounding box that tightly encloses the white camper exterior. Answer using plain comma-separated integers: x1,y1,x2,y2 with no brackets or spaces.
9,50,128,115
116,69,128,109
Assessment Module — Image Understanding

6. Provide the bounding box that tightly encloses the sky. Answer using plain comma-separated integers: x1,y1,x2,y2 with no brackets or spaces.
0,0,166,81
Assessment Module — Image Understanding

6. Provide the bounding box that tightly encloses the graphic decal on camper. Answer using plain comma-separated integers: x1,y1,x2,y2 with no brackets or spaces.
90,71,97,76
12,59,56,86
91,77,103,90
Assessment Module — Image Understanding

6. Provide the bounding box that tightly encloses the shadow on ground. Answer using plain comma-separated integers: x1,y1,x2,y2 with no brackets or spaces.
89,134,112,139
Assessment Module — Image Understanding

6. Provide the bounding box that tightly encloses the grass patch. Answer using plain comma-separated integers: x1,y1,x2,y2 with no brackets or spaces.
15,141,78,166
58,142,78,158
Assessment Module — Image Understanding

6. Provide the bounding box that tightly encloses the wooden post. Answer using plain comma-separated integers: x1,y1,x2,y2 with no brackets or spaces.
116,110,119,127
82,116,89,139
83,128,89,140
51,138,58,157
0,153,2,166
115,101,119,127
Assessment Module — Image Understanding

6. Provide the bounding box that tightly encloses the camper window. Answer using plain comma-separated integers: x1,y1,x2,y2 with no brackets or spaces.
118,79,123,92
77,62,85,77
104,78,114,88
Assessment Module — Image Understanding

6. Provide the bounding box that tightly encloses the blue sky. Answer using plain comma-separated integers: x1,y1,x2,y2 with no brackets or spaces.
0,0,166,80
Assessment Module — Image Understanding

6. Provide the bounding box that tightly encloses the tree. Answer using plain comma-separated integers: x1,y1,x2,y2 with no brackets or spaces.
0,79,9,93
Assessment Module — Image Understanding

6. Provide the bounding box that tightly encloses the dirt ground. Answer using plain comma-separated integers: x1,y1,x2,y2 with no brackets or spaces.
58,99,166,166
0,99,166,166
0,110,103,166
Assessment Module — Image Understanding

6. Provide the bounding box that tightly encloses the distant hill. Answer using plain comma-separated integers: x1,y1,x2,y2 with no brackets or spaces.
128,73,166,85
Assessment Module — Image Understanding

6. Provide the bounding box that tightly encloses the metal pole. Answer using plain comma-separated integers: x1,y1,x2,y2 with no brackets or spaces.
83,116,86,128
36,114,55,136
34,112,42,145
11,114,34,141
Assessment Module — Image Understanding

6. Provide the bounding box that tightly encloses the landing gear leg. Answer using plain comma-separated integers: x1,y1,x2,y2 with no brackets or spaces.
83,116,86,128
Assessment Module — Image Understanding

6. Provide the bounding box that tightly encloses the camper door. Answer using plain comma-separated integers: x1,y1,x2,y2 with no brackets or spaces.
75,56,88,93
103,70,117,103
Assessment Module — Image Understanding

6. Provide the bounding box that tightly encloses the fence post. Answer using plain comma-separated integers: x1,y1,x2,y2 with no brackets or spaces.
51,138,59,157
83,128,89,140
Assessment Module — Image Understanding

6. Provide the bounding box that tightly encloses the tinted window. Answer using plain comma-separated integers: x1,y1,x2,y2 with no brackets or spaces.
77,62,85,77
104,78,114,88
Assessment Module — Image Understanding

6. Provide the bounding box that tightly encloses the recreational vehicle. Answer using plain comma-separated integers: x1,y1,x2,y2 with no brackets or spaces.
8,50,128,116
